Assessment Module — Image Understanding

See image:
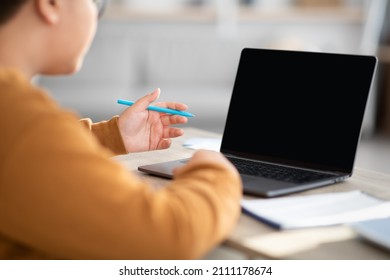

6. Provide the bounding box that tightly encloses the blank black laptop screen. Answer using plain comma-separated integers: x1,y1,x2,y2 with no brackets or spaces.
221,48,377,173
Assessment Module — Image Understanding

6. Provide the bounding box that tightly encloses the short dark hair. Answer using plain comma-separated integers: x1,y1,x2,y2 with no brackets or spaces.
0,0,28,25
0,1,107,24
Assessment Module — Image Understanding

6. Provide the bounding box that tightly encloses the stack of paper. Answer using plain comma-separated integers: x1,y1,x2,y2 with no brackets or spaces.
241,191,390,230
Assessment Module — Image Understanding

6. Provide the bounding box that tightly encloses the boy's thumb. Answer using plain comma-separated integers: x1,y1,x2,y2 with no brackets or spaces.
134,88,161,111
148,88,160,102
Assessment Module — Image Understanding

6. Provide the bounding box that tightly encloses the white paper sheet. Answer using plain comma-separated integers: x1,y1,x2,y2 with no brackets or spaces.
241,191,390,230
182,137,221,151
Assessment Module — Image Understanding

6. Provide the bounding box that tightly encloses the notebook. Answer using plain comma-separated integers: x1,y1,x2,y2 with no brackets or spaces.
352,218,390,252
138,48,378,197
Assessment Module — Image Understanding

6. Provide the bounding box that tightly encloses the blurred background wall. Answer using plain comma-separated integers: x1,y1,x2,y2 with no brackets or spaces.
38,0,390,136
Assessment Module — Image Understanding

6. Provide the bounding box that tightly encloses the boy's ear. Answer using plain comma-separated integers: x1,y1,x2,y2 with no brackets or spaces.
35,0,60,24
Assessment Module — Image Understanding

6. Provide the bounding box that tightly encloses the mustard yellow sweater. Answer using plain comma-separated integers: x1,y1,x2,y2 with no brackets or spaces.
0,69,242,260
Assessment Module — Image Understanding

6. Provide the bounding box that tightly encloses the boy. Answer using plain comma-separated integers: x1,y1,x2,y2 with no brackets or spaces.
0,0,242,259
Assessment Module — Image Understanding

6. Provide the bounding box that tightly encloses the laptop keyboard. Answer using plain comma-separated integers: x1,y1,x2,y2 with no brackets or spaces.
227,157,334,184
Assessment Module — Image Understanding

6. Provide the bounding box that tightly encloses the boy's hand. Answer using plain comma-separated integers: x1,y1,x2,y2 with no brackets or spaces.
173,150,240,178
118,89,188,153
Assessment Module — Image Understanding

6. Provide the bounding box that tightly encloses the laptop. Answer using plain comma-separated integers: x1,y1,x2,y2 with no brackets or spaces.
138,48,378,197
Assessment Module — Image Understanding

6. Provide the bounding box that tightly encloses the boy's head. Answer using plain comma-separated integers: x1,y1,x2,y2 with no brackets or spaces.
0,0,104,78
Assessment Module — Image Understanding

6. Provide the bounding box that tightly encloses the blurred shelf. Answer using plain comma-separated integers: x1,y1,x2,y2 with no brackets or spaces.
102,4,364,23
236,6,363,23
103,5,216,22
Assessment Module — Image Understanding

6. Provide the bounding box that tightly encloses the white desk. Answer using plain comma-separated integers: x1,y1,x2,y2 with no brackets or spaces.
113,127,390,259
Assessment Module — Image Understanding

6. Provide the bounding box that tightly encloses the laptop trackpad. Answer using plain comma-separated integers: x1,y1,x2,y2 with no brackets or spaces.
241,174,295,197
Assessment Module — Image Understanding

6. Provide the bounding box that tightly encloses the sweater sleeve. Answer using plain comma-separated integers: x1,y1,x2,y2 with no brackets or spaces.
79,117,127,156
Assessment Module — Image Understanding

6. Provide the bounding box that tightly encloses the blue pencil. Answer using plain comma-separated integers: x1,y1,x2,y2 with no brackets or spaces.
117,99,195,118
